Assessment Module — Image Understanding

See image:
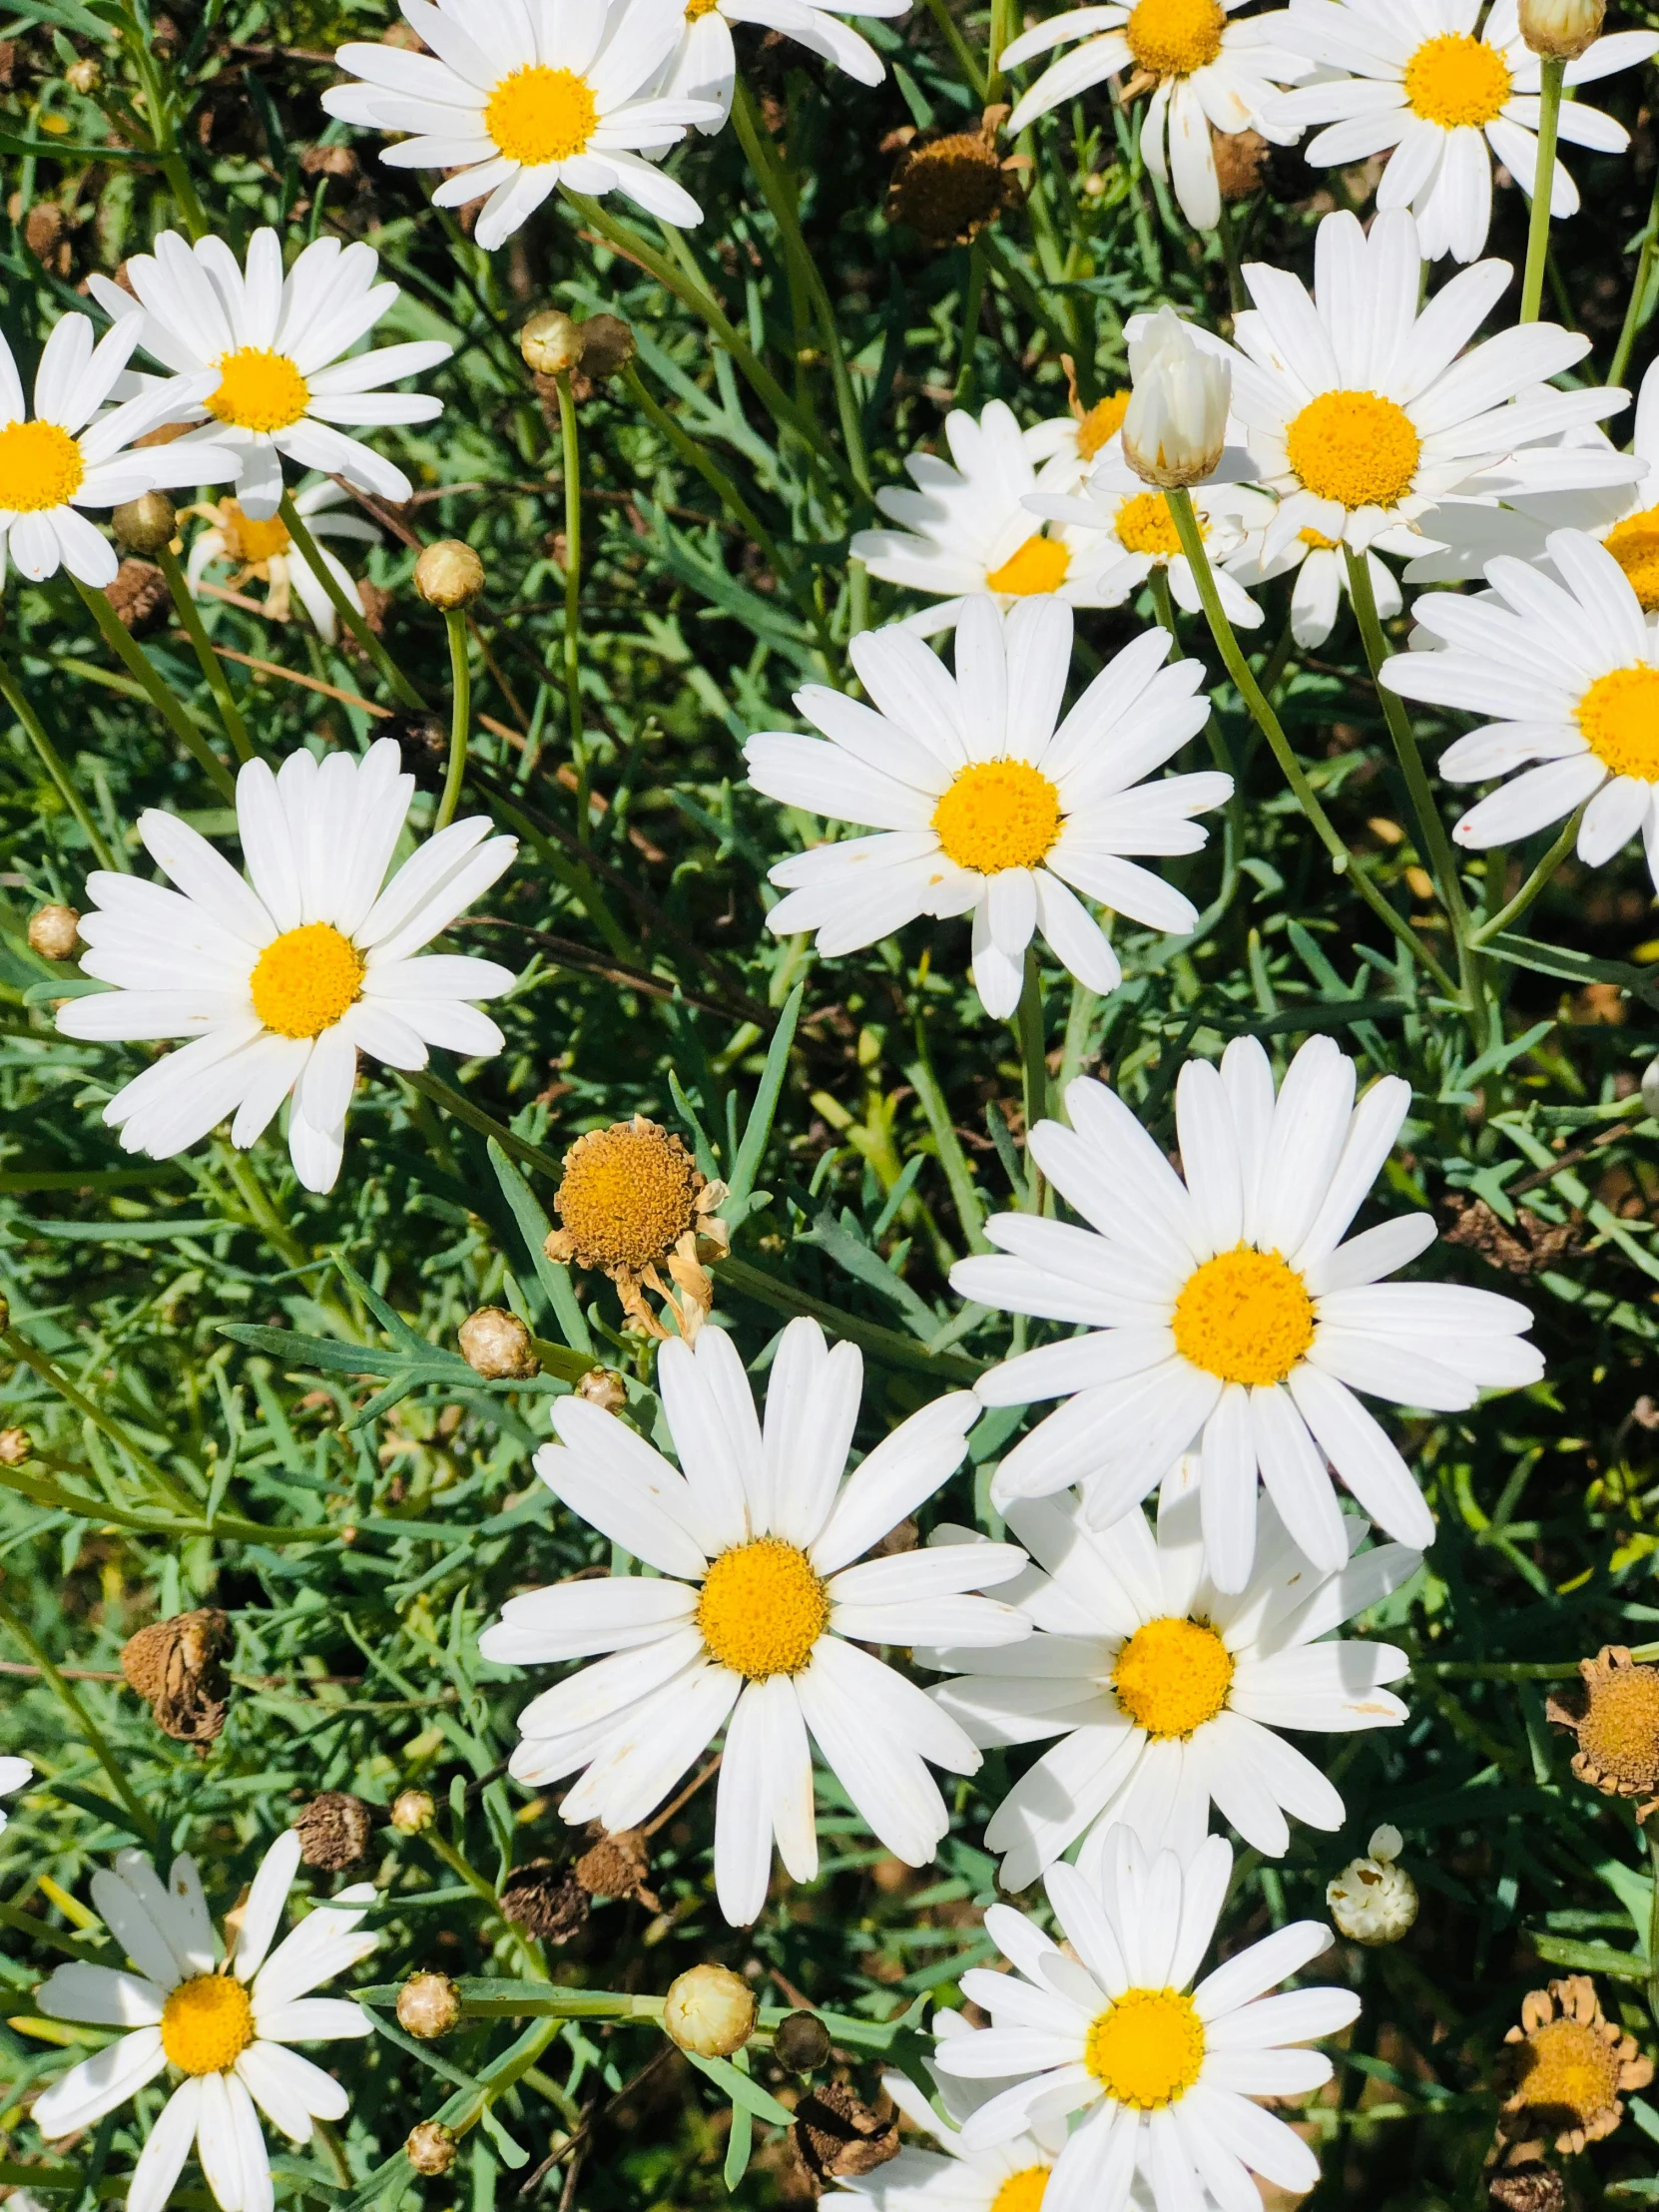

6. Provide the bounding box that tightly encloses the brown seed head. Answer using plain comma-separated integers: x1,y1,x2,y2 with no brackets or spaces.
106,559,169,634
792,2082,900,2189
499,1861,590,1942
575,314,635,380
458,1307,539,1382
405,2121,459,2176
28,903,80,961
519,309,584,378
120,1609,231,1743
1490,2167,1566,2212
773,2010,832,2073
24,203,67,264
397,1972,461,2040
293,1791,376,1871
1210,126,1270,200
413,540,484,610
887,122,1010,249
573,1826,651,1902
111,490,178,556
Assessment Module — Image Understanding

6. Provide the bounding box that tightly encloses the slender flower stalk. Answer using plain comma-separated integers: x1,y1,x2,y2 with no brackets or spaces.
1469,811,1586,945
278,493,425,713
0,658,119,872
554,371,589,842
1521,57,1567,322
155,542,254,765
436,607,471,834
70,575,237,804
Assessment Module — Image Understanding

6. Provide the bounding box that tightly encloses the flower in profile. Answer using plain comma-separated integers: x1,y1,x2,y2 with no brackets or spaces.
927,1463,1417,1886
1326,1823,1418,1944
1272,0,1658,265
932,1830,1359,2212
952,1034,1543,1590
1121,307,1233,491
32,1833,376,2212
545,1114,730,1340
1029,460,1274,628
744,595,1230,1020
1499,1975,1653,2156
185,479,380,645
1520,0,1606,59
0,313,227,589
665,0,910,133
57,739,517,1194
323,0,722,251
1000,0,1311,232
0,1756,30,1832
1382,529,1659,893
1228,518,1420,649
478,1319,1031,1927
87,229,451,521
1545,1644,1659,1819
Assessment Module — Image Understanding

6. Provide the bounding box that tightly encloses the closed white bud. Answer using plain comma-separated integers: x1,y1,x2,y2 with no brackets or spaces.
1328,1833,1418,1945
1122,307,1230,491
1518,0,1604,58
662,1964,756,2057
1641,1054,1659,1120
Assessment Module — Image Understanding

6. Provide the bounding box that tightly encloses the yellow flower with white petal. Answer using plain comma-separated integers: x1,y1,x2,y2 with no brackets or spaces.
185,478,380,643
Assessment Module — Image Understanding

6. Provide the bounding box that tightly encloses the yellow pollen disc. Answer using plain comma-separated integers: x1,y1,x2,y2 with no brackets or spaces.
988,2170,1051,2212
1115,491,1190,561
686,0,722,16
932,760,1063,874
1576,665,1659,784
250,921,364,1039
1085,1987,1206,2109
484,65,599,165
985,533,1071,596
1124,0,1226,77
207,348,311,435
1112,1615,1234,1739
1284,389,1421,513
1403,31,1511,130
1577,1660,1659,1786
0,417,85,513
1172,1245,1316,1387
555,1120,700,1274
220,501,292,565
1299,526,1343,551
1517,2017,1623,2125
161,1974,256,2076
1077,390,1131,462
1603,507,1659,612
697,1538,830,1679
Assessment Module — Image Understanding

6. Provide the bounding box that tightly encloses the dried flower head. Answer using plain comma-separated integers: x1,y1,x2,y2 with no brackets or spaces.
498,1861,590,1943
106,558,169,635
886,107,1026,249
293,1791,376,1871
1211,126,1270,201
1547,1646,1659,1818
1489,2164,1566,2212
792,2082,900,2190
397,1972,461,2041
27,904,79,961
120,1608,231,1744
773,2009,832,2073
573,1826,655,1906
575,314,635,382
1500,1975,1653,2155
576,1366,627,1413
545,1115,729,1340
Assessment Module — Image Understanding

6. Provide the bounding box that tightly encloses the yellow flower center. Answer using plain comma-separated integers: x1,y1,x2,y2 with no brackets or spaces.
1124,0,1226,78
696,1537,830,1679
1576,665,1659,783
1576,1657,1659,1786
1284,389,1421,512
1112,1615,1234,1739
1517,2017,1623,2126
1115,490,1190,560
1299,526,1343,551
686,0,722,15
160,1974,256,2076
985,533,1072,596
1172,1245,1317,1387
1077,390,1131,462
1085,1987,1206,2108
989,2170,1051,2212
1603,506,1659,612
484,64,599,164
554,1119,701,1275
218,501,292,566
0,418,85,513
207,348,311,435
1403,31,1511,130
932,760,1063,874
249,921,364,1039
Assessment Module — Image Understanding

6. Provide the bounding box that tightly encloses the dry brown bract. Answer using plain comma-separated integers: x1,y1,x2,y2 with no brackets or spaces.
573,1825,657,1908
120,1607,231,1744
498,1860,590,1943
293,1791,375,1871
545,1115,728,1341
1546,1645,1659,1819
885,107,1028,249
791,2083,899,2191
1489,2164,1565,2212
1499,1974,1652,2156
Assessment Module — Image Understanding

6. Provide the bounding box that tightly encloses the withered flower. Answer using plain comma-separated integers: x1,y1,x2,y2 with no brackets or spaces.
886,107,1027,250
573,1826,656,1907
120,1607,231,1744
1547,1645,1659,1819
792,2083,899,2191
1500,1974,1652,2156
545,1115,728,1341
498,1861,590,1943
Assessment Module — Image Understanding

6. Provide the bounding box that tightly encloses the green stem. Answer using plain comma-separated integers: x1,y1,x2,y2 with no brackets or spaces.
1215,194,1247,315
907,1019,989,1252
1166,491,1460,1000
1520,57,1565,324
0,1591,157,1841
1647,1828,1659,2032
1015,949,1049,1214
553,371,589,840
120,20,208,242
278,494,425,712
155,544,253,764
435,607,470,833
955,240,988,412
920,0,987,98
2,1325,203,1518
1610,157,1659,386
1468,808,1583,946
716,1255,984,1383
70,575,236,802
0,656,119,871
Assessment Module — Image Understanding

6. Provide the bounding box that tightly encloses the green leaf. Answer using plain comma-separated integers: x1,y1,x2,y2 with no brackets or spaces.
683,2050,797,2127
1525,1932,1648,1981
728,980,803,1206
488,1139,592,1356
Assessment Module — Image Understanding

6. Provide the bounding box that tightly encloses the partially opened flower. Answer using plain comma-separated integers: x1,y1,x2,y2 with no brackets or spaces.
323,0,722,250
185,479,379,645
478,1319,1031,1926
951,1034,1542,1590
665,0,910,133
932,1830,1358,2212
744,595,1230,1020
1499,1975,1652,2157
32,1833,376,2212
0,1756,30,1832
88,229,451,520
57,739,517,1194
927,1463,1417,1886
1023,384,1133,493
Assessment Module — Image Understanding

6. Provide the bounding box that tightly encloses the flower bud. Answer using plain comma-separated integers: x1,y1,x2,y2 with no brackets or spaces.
575,314,635,381
397,1972,461,2040
519,309,584,378
773,2009,831,2072
1327,1825,1418,1945
458,1307,539,1382
390,1788,436,1835
28,903,80,960
1518,0,1604,58
1122,306,1231,491
405,2121,458,2176
65,57,103,93
413,541,484,610
577,1367,627,1413
111,491,177,556
662,1963,756,2058
0,1427,31,1466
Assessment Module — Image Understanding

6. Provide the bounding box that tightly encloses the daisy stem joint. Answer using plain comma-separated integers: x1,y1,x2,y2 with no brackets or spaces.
1521,57,1567,324
1468,807,1585,946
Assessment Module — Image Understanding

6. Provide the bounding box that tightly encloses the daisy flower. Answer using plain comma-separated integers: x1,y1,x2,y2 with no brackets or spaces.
185,478,380,646
950,1033,1543,1591
1382,526,1659,892
31,1832,376,2212
999,0,1312,233
665,0,909,133
0,1756,30,1832
1227,519,1421,648
476,1319,1032,1928
0,312,229,590
849,401,1126,633
87,229,451,521
1027,459,1276,629
56,739,517,1195
322,0,722,252
1023,387,1134,494
930,1829,1359,2212
926,1463,1417,1888
1216,205,1640,566
1271,0,1659,266
743,594,1231,1021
